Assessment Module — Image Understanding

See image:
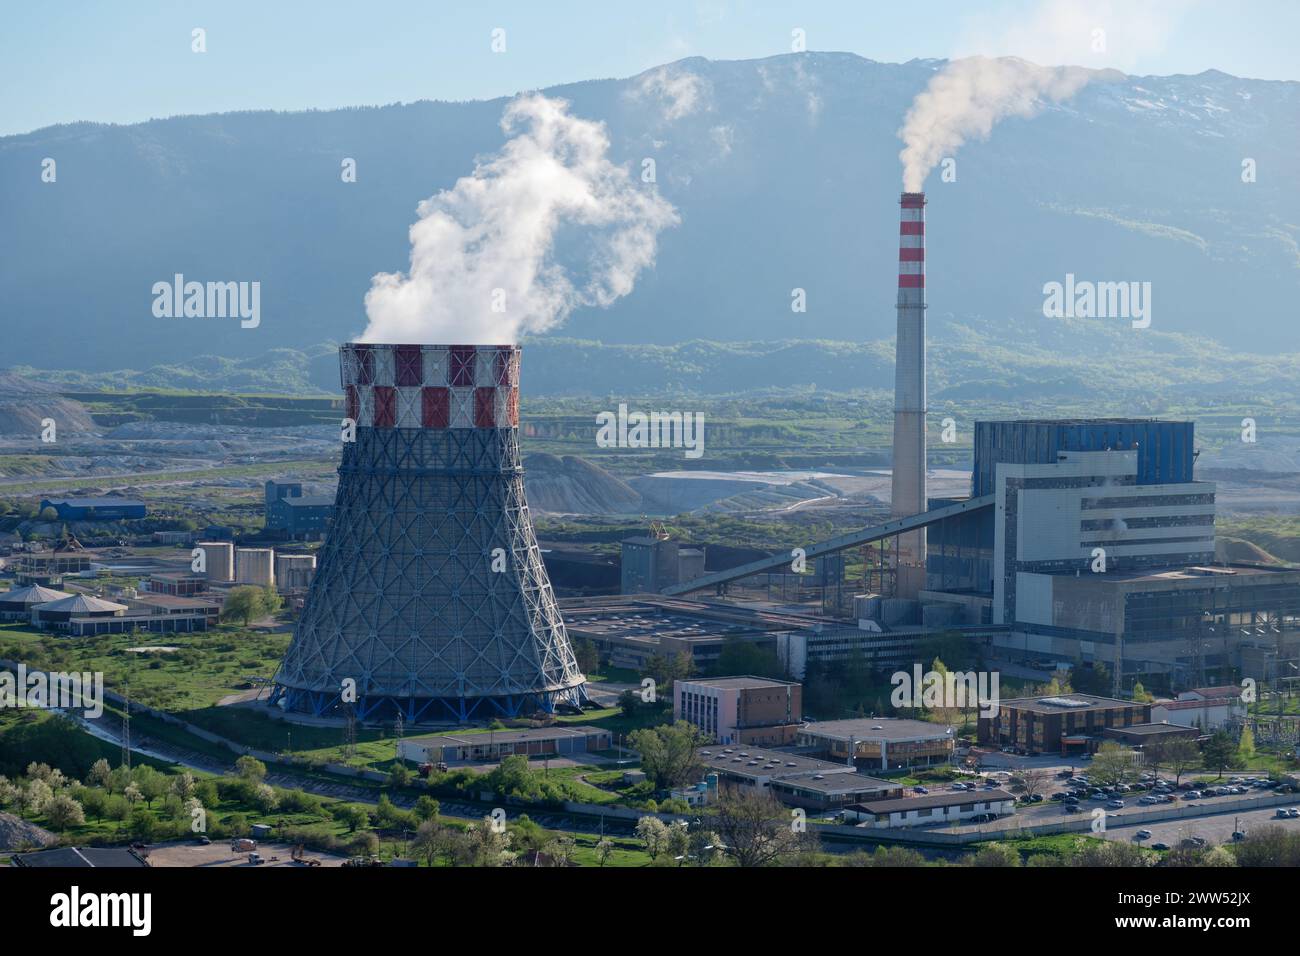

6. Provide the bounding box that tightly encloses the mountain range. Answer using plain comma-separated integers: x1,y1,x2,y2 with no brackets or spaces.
2,52,1298,370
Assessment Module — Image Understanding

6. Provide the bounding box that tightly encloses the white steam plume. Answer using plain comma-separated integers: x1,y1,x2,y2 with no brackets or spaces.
361,93,678,344
898,0,1189,191
899,56,1092,192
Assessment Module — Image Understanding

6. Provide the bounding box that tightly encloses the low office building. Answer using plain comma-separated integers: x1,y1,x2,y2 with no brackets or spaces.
1101,722,1200,748
399,726,611,764
697,745,901,811
978,694,1151,756
31,592,220,636
797,718,955,770
844,790,1016,829
674,675,802,746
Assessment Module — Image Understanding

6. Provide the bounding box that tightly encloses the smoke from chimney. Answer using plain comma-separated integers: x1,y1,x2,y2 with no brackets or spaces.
361,94,678,345
898,56,1092,192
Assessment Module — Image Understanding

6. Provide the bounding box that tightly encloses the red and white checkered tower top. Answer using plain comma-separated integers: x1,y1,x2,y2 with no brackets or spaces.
340,343,521,430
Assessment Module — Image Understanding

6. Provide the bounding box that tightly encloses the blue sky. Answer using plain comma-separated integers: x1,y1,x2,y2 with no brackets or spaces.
3,0,1296,136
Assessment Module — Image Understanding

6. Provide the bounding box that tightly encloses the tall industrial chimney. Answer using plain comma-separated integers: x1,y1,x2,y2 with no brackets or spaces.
891,191,927,597
272,343,586,722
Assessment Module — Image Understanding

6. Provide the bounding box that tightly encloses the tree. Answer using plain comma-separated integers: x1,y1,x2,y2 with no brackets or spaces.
86,758,112,789
388,763,414,789
970,843,1021,867
1012,767,1052,800
235,755,267,782
595,838,615,867
635,817,671,860
334,804,369,833
412,819,451,867
413,796,441,822
259,585,283,619
1159,737,1201,786
665,821,691,863
221,587,265,626
1237,724,1255,759
542,833,577,867
44,793,86,830
170,771,196,800
462,817,512,867
707,786,811,868
573,638,600,675
628,721,706,789
1130,681,1154,703
712,637,783,680
1201,731,1242,780
1090,742,1140,788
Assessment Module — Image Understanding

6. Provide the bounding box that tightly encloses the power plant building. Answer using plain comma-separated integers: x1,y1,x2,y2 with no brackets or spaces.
272,343,586,722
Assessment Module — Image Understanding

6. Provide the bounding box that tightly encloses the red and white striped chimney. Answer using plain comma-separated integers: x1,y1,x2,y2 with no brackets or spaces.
891,192,927,597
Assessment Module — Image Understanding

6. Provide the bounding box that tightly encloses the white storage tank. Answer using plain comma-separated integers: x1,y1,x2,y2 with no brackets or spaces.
235,548,275,587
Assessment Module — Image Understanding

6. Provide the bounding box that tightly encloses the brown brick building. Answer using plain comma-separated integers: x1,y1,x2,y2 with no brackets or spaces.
978,694,1151,755
675,676,802,746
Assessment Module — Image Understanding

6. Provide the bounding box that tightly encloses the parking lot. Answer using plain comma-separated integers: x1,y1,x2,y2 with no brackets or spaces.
141,840,347,867
1103,804,1300,849
934,768,1298,837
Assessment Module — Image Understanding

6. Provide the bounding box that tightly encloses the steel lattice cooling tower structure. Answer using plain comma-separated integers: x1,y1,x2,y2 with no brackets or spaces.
271,343,586,722
891,191,928,597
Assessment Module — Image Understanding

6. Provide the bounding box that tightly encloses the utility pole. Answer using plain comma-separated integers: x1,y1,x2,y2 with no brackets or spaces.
121,681,131,771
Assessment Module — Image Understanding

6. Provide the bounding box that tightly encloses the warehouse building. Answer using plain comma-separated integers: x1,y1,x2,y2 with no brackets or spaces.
797,718,956,770
843,790,1015,829
398,726,611,765
38,497,147,521
674,675,803,746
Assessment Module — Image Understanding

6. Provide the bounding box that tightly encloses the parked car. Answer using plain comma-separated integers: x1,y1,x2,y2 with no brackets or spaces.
1063,804,1082,813
1134,829,1152,840
1185,791,1202,799
1138,795,1159,805
1030,793,1045,803
1150,842,1170,851
914,786,929,794
1232,831,1247,841
1289,808,1300,818
1274,808,1290,819
1107,799,1125,809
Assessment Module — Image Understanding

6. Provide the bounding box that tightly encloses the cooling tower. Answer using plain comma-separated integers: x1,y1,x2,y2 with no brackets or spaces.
891,191,927,597
271,343,586,722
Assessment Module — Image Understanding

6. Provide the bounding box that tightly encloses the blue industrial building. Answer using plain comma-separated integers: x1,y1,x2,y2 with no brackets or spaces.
971,419,1195,497
266,495,334,538
39,497,147,521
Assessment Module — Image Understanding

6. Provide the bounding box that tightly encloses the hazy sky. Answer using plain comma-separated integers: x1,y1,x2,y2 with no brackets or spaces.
3,0,1296,136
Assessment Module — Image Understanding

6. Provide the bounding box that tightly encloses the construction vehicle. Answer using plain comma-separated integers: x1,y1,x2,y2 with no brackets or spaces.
291,844,321,867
